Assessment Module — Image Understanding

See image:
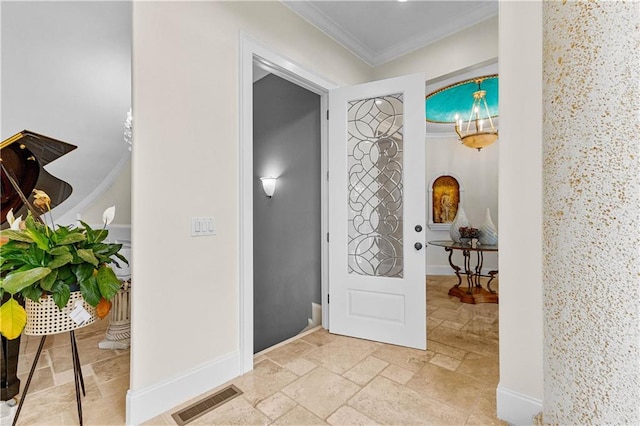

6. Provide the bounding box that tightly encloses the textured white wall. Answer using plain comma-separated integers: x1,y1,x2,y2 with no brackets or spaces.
131,0,371,408
542,1,640,423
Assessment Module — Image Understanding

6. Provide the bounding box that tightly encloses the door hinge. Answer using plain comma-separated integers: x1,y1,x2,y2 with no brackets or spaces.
327,294,330,304
326,110,329,120
326,232,329,242
327,170,329,181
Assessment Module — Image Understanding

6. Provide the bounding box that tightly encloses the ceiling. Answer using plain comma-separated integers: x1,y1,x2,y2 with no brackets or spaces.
258,1,499,134
2,2,132,225
282,0,498,67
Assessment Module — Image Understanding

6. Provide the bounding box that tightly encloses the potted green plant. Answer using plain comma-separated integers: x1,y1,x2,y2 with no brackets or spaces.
0,189,128,339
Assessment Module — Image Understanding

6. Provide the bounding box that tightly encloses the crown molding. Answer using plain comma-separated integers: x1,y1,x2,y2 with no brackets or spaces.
282,1,498,67
282,1,377,66
372,3,498,66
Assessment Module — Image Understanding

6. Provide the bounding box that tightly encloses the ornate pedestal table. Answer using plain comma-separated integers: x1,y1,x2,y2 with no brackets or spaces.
428,240,498,304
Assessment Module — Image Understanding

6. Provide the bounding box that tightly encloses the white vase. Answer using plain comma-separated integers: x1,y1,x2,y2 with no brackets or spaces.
479,208,498,245
449,204,470,243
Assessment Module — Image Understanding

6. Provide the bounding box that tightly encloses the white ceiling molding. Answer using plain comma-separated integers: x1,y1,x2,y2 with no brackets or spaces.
426,57,498,88
282,1,377,66
282,1,498,67
373,3,498,66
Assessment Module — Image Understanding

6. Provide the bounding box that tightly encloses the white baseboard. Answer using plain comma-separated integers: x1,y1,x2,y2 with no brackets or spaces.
426,265,456,275
126,350,241,425
496,384,543,425
426,265,498,276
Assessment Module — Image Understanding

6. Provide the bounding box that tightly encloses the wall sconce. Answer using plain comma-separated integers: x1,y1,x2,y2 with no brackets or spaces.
260,177,277,198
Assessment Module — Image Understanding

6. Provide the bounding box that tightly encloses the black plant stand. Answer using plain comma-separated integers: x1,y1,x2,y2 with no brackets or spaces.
1,294,23,402
1,335,21,402
12,330,86,426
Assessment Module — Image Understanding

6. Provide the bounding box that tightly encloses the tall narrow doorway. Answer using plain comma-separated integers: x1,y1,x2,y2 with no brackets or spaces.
252,69,322,353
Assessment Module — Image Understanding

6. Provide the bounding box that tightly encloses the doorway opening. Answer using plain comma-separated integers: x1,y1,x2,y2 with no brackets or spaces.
239,35,337,372
252,69,322,353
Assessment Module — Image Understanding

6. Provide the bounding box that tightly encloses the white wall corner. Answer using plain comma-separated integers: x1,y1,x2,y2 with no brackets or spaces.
126,351,241,425
497,384,543,426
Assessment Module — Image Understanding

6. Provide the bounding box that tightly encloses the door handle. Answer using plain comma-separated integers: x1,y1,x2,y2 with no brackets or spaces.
414,242,423,251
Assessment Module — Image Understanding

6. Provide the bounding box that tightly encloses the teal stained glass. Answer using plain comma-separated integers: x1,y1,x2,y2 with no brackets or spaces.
425,75,498,123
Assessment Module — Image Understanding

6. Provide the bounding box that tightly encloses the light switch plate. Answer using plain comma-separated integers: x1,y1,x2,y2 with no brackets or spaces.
191,217,215,236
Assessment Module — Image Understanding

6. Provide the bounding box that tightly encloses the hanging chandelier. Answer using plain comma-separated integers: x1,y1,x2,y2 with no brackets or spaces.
453,77,498,150
425,74,499,151
123,108,132,151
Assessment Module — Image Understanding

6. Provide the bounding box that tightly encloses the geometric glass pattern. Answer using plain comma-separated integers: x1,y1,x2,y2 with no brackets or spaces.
347,93,404,278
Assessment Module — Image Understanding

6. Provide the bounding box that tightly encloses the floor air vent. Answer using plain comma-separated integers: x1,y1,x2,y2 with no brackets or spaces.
171,385,243,425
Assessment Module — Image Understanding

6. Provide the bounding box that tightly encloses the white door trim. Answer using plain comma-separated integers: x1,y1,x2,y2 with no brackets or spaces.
238,33,338,373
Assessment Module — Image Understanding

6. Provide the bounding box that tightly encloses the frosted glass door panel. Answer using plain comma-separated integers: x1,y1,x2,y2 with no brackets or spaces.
328,73,426,350
347,94,404,278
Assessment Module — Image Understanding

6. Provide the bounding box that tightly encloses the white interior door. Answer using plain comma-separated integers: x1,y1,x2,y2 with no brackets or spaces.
328,74,426,349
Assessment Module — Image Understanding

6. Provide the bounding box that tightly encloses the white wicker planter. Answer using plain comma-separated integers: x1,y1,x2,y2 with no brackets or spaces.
24,292,97,336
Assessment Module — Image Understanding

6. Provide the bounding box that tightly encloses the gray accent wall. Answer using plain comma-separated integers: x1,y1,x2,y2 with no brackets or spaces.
253,74,321,353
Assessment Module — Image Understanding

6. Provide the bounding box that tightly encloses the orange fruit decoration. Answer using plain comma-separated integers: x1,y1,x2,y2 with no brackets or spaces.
96,297,113,319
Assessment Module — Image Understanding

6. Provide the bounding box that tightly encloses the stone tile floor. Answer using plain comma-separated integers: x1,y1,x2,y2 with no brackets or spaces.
7,313,129,425
8,276,504,425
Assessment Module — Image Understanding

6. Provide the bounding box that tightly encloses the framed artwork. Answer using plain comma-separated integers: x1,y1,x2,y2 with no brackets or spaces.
428,174,463,231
